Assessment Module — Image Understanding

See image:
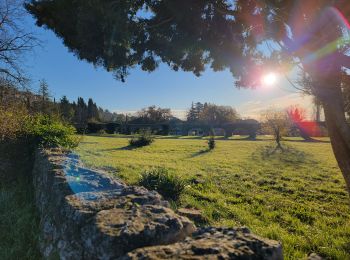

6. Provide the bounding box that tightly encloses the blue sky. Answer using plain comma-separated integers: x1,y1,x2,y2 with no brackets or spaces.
23,13,313,119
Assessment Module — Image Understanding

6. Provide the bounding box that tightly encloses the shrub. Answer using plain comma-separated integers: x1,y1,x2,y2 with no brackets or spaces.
129,129,154,147
208,136,215,150
97,129,106,135
139,167,185,202
25,114,80,148
0,104,29,141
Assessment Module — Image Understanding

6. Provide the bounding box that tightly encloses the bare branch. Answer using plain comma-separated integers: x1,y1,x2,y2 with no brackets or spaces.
340,53,350,69
147,16,174,29
0,0,38,86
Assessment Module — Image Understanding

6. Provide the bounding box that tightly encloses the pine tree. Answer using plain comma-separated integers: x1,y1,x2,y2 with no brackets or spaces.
38,79,50,114
74,97,88,129
87,98,99,121
186,102,196,122
59,96,74,122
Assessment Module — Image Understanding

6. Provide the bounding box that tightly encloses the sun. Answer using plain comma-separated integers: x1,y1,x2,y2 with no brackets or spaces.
262,73,278,87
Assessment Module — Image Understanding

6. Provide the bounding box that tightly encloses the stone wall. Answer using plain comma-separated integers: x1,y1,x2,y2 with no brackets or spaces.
32,148,283,259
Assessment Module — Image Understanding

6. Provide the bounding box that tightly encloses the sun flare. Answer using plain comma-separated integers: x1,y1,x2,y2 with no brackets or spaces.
262,73,278,87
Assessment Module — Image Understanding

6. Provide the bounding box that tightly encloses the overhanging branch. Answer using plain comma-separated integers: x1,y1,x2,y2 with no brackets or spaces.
340,53,350,69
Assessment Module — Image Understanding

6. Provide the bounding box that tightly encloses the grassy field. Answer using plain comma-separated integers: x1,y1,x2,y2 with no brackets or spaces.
0,177,41,259
76,135,350,260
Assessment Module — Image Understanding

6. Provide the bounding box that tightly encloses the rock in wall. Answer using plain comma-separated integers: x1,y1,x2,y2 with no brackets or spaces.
32,149,283,259
123,227,283,259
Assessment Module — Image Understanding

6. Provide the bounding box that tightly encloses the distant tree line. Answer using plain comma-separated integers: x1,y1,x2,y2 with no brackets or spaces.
187,102,239,126
0,79,327,139
58,95,126,132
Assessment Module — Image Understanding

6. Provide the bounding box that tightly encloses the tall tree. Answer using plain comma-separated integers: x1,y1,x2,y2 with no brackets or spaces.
186,102,197,122
1,0,37,85
74,97,88,129
38,79,50,114
199,103,238,126
26,0,350,194
186,102,205,123
87,98,99,122
136,106,172,123
59,95,74,122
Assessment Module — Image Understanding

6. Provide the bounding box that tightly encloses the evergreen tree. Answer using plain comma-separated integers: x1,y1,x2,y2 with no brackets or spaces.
38,79,50,114
74,97,88,129
59,95,74,122
87,98,99,122
194,102,204,121
186,102,197,122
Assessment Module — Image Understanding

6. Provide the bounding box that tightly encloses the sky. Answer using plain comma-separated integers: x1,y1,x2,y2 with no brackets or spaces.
22,13,314,120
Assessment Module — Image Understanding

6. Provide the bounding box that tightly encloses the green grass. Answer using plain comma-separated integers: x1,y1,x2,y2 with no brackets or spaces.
0,177,41,259
76,135,350,260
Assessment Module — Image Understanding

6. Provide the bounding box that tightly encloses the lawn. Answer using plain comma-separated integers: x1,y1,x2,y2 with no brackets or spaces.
0,177,41,259
76,135,350,260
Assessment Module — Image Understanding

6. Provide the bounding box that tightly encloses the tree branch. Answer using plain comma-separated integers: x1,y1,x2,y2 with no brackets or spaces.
340,53,350,69
147,17,174,29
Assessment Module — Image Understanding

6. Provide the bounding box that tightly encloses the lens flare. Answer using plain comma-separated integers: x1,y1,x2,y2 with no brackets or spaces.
262,73,277,86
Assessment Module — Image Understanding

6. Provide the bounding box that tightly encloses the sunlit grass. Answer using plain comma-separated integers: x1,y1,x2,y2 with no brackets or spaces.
76,135,350,260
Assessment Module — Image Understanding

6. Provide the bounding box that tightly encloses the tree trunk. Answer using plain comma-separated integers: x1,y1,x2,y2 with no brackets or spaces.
275,130,283,150
318,82,350,195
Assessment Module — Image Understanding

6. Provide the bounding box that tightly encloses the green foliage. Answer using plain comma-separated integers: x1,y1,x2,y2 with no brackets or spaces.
0,104,29,140
136,105,172,123
0,85,80,149
187,102,239,125
208,136,215,150
129,129,154,147
25,1,350,102
25,114,80,148
139,167,185,202
59,95,74,122
25,0,272,83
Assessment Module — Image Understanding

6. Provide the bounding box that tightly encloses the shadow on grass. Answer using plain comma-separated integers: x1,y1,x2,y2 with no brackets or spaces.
252,144,311,165
286,138,330,143
99,145,139,152
191,149,211,158
233,136,262,141
181,136,204,140
156,136,181,139
230,137,330,143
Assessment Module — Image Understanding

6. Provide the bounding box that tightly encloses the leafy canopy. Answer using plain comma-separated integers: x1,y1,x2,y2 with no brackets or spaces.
26,0,350,98
26,1,343,83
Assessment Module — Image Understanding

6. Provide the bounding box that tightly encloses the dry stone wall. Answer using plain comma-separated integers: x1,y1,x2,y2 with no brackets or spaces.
32,148,283,259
